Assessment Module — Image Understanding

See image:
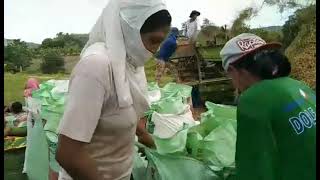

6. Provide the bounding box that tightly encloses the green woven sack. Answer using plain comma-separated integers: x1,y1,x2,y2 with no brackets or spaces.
25,115,49,180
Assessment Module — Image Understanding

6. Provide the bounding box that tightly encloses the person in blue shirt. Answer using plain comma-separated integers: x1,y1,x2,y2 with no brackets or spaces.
155,27,180,84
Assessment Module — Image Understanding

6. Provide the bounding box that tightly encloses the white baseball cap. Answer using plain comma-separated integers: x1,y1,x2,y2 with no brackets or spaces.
220,33,282,71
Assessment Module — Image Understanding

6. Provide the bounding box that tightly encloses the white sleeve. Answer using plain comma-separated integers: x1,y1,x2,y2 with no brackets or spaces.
58,54,111,143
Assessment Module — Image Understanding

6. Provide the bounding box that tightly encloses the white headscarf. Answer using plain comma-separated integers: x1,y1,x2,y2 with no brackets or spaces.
80,0,167,117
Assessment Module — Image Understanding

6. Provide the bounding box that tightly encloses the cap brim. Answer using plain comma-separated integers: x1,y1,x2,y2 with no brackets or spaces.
230,42,282,65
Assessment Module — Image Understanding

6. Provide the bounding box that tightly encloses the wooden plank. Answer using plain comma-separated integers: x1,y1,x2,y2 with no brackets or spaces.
182,77,231,86
169,56,195,60
200,77,231,84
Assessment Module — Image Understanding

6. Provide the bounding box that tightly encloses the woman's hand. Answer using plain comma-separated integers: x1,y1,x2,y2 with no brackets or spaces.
136,117,155,148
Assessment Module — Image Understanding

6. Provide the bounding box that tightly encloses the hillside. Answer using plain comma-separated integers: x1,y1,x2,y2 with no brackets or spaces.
284,5,316,90
285,20,316,89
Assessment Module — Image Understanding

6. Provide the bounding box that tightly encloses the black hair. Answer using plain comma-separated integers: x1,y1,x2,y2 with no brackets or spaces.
11,101,23,114
140,10,172,34
231,49,291,79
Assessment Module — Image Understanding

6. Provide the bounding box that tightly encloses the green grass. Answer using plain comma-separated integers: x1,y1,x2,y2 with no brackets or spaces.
145,59,174,87
4,149,28,180
198,47,222,59
5,45,225,106
4,59,173,106
4,73,69,105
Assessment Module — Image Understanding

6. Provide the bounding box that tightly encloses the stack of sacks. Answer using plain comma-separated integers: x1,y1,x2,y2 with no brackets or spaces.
31,79,69,173
146,82,196,137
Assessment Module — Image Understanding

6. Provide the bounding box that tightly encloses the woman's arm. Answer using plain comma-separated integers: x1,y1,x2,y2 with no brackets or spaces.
56,54,111,179
56,135,103,180
136,117,155,148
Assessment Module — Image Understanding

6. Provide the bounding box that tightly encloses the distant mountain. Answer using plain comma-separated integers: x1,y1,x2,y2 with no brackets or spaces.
253,26,282,33
4,38,40,49
25,42,40,49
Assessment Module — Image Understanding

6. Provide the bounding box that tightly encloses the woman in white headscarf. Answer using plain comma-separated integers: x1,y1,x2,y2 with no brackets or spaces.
56,0,171,179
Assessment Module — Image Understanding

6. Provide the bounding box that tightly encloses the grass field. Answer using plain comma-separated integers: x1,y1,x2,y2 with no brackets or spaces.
4,73,69,105
198,47,222,59
4,59,173,106
5,45,222,106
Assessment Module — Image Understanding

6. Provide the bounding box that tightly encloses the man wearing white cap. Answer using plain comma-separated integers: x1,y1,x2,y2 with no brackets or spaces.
185,10,201,43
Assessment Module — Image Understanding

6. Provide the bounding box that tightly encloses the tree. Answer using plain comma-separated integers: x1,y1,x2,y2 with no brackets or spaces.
41,38,53,48
4,39,32,72
282,4,315,48
41,38,65,49
40,33,87,55
262,0,315,12
40,49,65,74
202,18,214,28
230,7,258,36
201,25,220,39
250,28,282,43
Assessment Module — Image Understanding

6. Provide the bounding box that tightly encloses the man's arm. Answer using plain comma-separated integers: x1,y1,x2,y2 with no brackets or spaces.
157,39,177,61
56,135,102,180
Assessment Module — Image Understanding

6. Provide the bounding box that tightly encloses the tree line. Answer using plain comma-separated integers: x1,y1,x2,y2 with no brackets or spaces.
4,33,89,74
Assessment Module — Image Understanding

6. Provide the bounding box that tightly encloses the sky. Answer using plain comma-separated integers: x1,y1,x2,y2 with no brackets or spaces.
4,0,297,44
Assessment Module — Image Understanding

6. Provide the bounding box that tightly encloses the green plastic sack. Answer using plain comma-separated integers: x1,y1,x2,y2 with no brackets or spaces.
48,139,60,172
152,128,189,155
202,102,237,127
145,95,190,137
162,83,192,99
42,109,63,134
144,146,220,180
45,131,60,172
25,114,49,180
31,80,67,174
148,82,160,91
132,146,148,180
152,94,186,115
5,115,16,128
193,102,236,137
186,102,237,170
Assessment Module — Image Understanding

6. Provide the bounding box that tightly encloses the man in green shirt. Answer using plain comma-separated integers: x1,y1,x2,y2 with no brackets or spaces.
220,33,316,180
